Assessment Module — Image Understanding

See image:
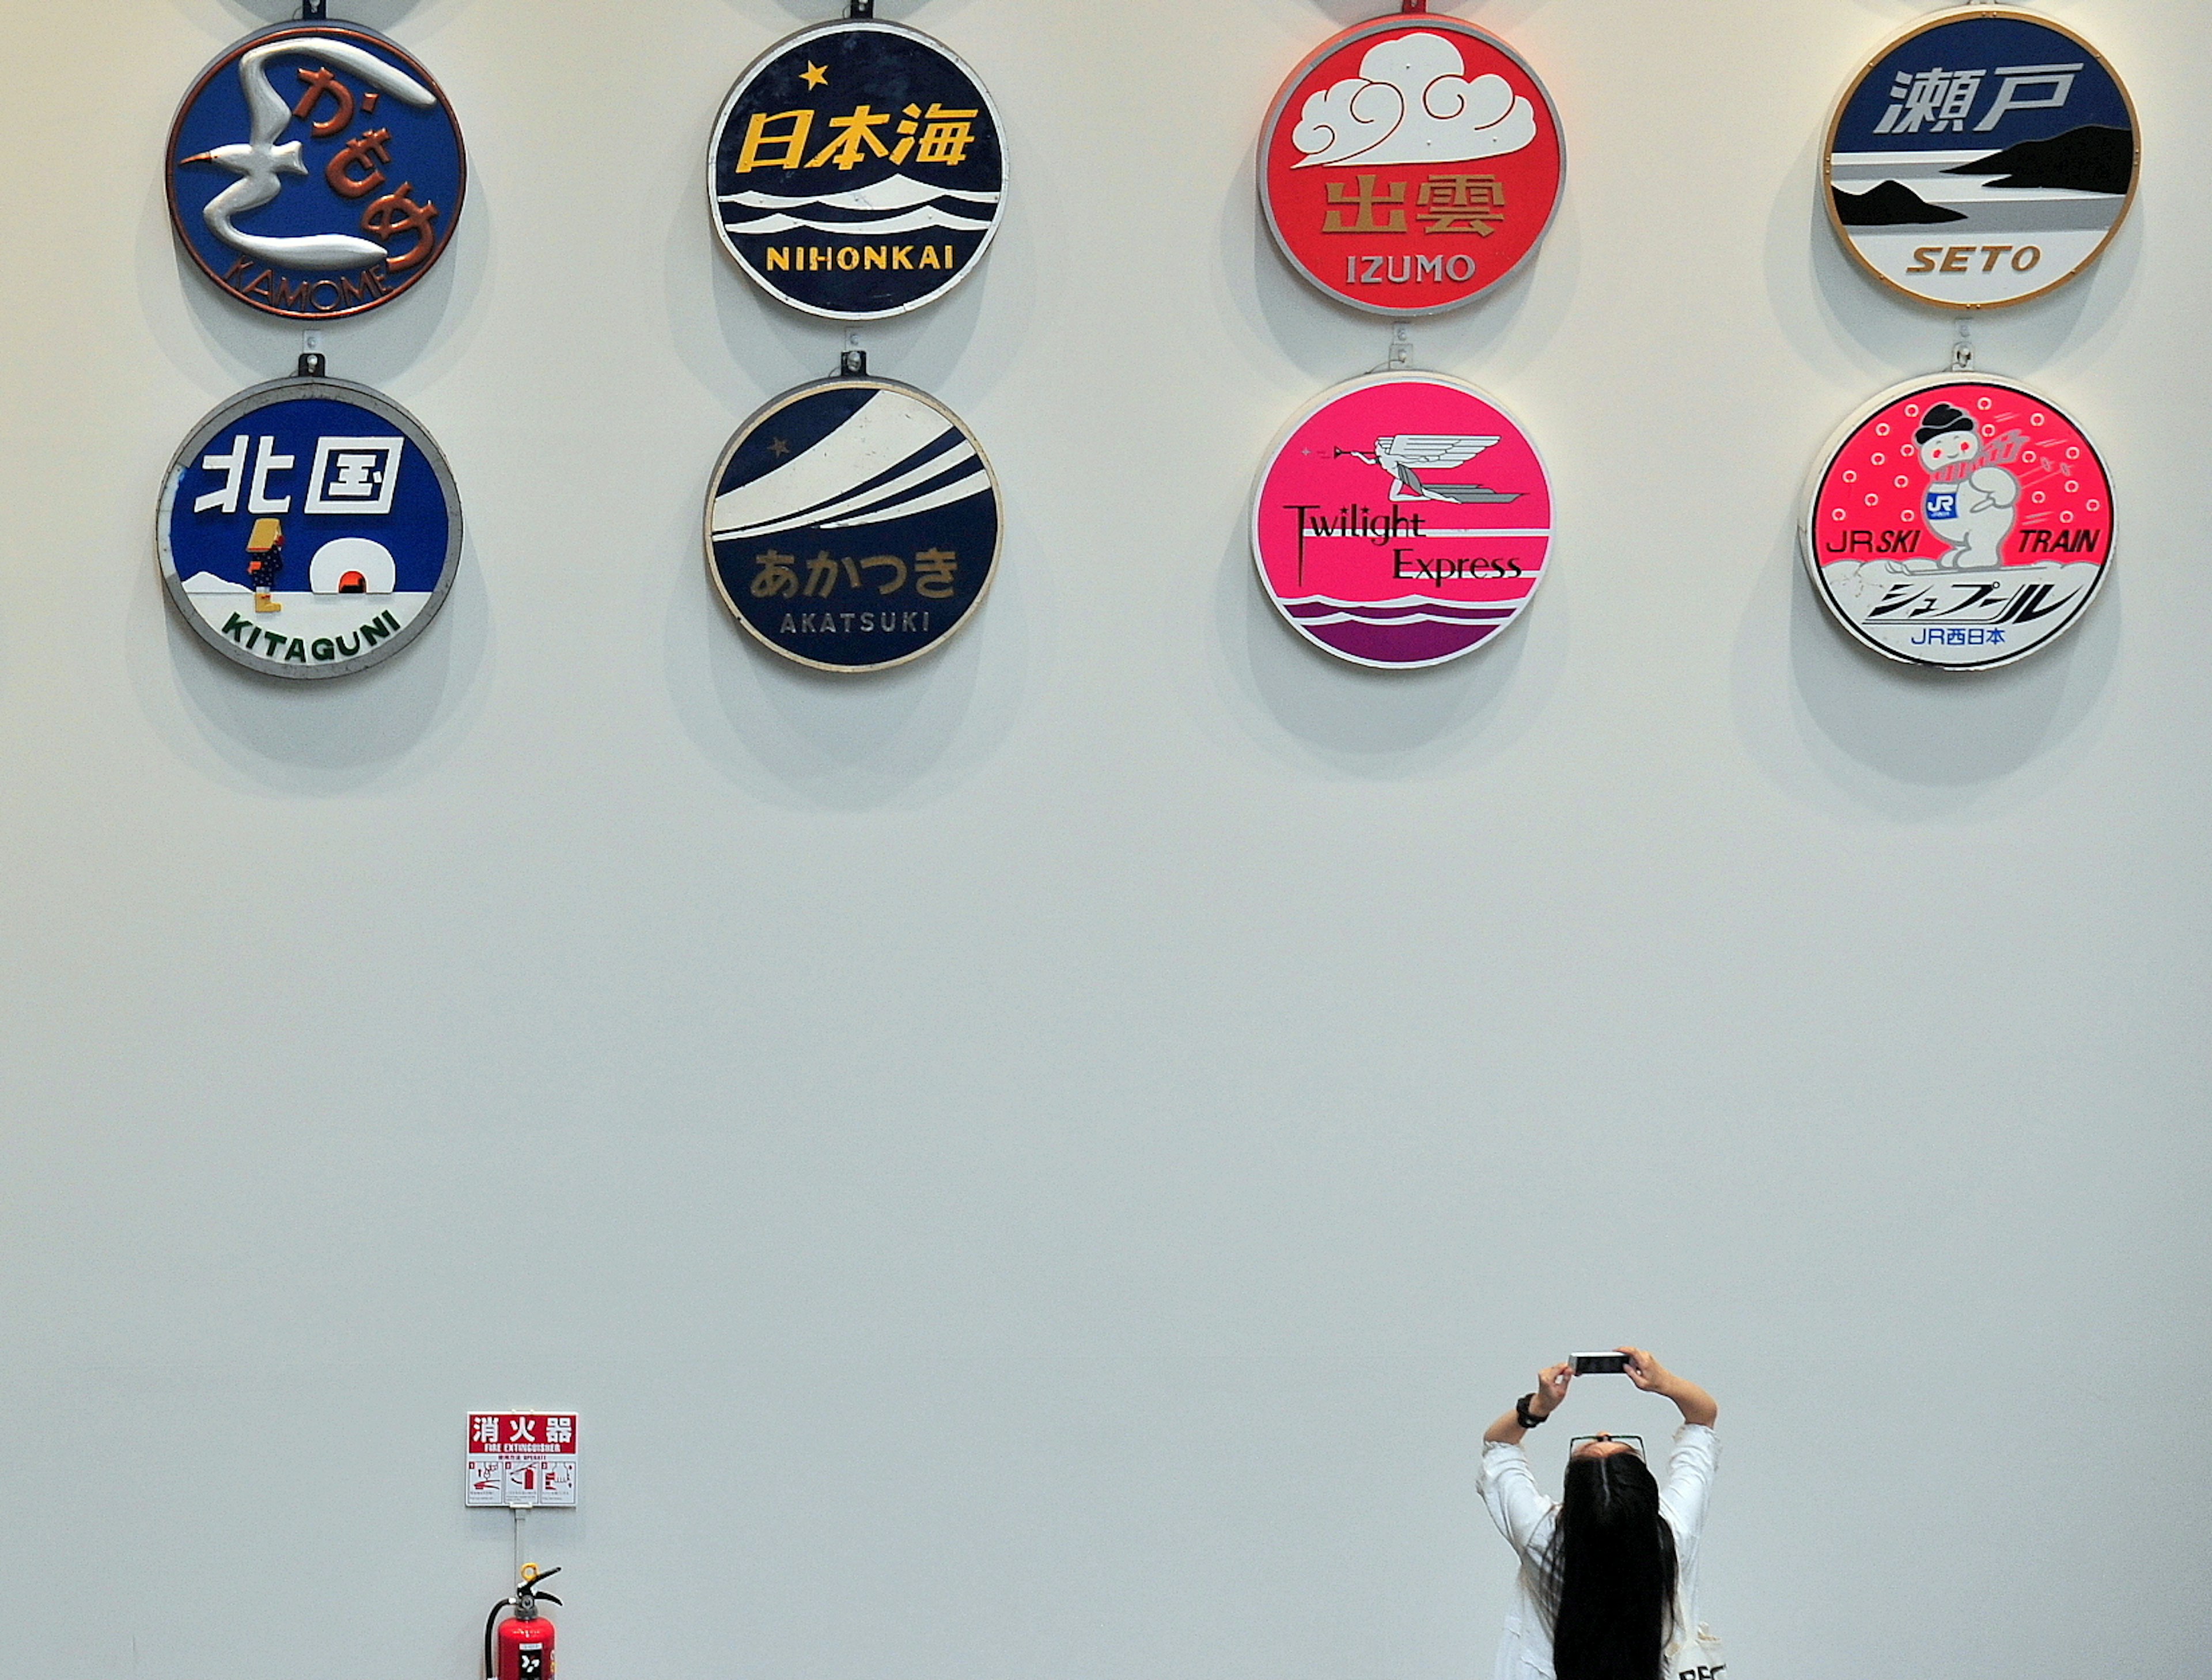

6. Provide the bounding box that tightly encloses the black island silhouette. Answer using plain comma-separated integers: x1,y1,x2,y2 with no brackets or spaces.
1835,124,2134,227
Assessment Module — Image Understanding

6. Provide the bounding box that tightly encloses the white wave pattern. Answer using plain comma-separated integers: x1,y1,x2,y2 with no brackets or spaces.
721,176,1001,212
1293,610,1512,628
1279,593,1529,628
719,173,1001,236
726,207,993,236
791,438,980,532
1282,594,1533,608
713,393,990,543
821,464,990,529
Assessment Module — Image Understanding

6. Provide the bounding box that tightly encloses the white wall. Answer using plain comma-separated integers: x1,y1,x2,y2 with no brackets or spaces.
1,0,2207,1675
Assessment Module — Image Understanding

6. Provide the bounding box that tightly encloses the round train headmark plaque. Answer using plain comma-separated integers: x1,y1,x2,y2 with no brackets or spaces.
166,23,467,319
1261,13,1563,316
159,376,463,679
706,375,1002,672
1825,7,2136,310
1251,373,1553,669
1802,376,2112,670
709,19,1006,320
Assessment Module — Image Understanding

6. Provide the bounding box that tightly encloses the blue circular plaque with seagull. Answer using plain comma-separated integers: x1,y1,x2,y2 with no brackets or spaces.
705,374,1002,672
166,21,467,320
708,18,1007,320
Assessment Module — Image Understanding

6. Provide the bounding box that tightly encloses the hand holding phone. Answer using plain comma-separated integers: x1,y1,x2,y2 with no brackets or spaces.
1572,1351,1629,1376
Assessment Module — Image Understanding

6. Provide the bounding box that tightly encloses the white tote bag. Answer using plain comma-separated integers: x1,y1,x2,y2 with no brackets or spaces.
1666,1622,1728,1680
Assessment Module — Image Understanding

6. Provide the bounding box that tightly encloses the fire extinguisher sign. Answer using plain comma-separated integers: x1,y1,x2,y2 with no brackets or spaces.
466,1413,580,1508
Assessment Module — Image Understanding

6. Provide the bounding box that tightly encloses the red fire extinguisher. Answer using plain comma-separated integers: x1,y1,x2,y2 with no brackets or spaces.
484,1564,562,1680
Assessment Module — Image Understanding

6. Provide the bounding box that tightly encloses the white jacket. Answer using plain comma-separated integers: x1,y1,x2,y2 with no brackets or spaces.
1476,1423,1719,1680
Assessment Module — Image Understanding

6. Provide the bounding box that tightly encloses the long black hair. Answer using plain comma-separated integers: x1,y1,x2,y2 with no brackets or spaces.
1540,1451,1679,1680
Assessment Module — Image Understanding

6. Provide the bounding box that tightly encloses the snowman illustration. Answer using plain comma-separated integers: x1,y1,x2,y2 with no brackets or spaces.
1912,404,2026,572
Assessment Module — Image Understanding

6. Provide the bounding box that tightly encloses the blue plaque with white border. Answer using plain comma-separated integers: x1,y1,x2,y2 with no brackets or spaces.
158,376,463,680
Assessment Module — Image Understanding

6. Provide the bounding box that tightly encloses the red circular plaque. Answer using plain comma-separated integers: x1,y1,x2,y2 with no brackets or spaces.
1801,374,2114,671
1260,13,1564,316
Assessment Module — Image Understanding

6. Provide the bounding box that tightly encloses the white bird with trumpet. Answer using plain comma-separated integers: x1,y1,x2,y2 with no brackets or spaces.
1336,436,1522,504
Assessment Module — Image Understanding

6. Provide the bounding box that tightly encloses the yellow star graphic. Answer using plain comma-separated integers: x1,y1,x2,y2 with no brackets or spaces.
800,62,828,89
768,438,791,458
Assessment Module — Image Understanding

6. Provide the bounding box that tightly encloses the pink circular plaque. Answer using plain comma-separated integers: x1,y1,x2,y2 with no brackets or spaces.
1251,372,1554,669
1802,374,2114,670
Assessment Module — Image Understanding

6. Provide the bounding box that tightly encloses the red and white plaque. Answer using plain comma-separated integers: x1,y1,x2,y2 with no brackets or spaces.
1801,375,2114,670
467,1413,579,1508
1260,8,1565,315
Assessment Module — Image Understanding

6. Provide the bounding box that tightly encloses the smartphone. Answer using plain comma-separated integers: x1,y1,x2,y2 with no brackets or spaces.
1572,1352,1630,1376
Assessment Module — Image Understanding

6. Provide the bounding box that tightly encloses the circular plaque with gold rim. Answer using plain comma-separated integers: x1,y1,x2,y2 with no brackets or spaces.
1824,7,2137,311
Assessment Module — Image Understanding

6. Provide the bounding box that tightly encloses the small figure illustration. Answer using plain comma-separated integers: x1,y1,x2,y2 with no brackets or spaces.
246,517,285,612
1338,436,1521,503
1914,403,2024,570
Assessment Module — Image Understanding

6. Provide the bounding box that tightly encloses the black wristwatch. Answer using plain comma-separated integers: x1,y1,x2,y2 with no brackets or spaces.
1516,1393,1548,1430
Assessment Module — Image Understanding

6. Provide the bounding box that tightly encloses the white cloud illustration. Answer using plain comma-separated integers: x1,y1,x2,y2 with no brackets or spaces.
1293,33,1537,169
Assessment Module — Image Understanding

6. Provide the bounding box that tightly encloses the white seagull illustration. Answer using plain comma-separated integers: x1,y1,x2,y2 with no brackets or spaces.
179,38,438,271
1339,435,1521,503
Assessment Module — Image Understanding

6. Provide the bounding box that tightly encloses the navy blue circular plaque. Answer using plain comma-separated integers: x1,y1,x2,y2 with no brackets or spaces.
708,20,1007,320
166,23,467,320
706,376,1002,672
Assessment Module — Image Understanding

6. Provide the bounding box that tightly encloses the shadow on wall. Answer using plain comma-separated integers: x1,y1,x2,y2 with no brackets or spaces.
1734,113,2130,821
140,31,491,396
1207,524,1568,780
661,0,1044,814
660,495,1032,814
138,6,495,793
679,0,1044,408
129,533,494,796
1730,521,2119,822
1763,122,2137,385
1214,38,1582,396
1207,2,1579,782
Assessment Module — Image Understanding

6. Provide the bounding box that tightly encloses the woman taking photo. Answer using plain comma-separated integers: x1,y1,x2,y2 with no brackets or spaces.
1478,1348,1719,1680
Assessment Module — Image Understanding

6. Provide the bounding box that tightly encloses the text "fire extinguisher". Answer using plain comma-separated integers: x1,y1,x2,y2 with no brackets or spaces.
486,1563,563,1680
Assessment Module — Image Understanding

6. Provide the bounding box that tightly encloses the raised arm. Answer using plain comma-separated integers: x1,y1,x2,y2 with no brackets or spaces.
1620,1348,1718,1427
1484,1363,1573,1444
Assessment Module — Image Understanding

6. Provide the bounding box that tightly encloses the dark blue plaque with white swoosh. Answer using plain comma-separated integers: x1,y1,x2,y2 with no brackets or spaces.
706,375,1001,672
